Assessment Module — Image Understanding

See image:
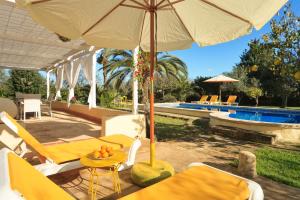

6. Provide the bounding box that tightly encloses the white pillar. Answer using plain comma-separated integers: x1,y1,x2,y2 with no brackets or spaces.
46,69,52,100
132,46,139,114
91,51,98,108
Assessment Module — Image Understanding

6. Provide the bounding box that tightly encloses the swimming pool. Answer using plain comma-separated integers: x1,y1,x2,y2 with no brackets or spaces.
176,103,300,124
155,103,300,143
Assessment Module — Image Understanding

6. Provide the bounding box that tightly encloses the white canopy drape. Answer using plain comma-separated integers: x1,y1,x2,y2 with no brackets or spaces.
81,53,96,109
55,66,64,100
64,60,81,106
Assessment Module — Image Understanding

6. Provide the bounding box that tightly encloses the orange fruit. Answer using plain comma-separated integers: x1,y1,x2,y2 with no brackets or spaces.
100,149,106,154
93,151,100,159
102,152,109,158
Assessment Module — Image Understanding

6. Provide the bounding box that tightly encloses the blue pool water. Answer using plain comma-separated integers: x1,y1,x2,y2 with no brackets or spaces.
175,103,300,124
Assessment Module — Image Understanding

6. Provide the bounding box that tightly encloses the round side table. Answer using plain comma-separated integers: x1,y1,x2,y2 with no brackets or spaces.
80,150,126,200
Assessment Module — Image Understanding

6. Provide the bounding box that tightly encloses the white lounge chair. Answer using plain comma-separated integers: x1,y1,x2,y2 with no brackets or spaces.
0,111,141,176
0,148,74,200
188,162,264,200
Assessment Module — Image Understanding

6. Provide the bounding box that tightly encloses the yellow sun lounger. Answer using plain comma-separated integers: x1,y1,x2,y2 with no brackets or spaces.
197,95,208,104
0,148,74,200
208,95,219,104
120,163,263,200
222,95,239,106
0,111,135,176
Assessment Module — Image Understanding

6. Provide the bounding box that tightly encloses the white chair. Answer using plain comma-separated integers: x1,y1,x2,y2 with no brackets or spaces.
188,162,264,200
20,99,41,121
118,139,141,171
41,94,54,117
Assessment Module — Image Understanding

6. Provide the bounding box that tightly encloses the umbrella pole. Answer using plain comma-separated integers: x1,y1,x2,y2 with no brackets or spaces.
149,0,155,167
219,84,222,103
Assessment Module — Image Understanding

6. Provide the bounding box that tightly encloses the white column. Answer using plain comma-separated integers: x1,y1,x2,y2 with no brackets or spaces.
46,69,52,99
55,66,64,100
91,51,98,108
132,46,139,114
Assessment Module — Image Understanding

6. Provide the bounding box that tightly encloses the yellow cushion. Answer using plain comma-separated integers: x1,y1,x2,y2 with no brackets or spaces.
8,152,74,200
45,134,133,164
121,166,250,200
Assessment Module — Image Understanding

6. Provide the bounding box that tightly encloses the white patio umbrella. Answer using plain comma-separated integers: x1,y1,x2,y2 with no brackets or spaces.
16,0,287,167
203,74,239,102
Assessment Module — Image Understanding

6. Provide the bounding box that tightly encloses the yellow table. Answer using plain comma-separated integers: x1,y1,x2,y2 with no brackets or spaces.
80,150,126,200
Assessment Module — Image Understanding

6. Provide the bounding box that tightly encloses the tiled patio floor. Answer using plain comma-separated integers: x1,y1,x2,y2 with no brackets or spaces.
23,111,300,200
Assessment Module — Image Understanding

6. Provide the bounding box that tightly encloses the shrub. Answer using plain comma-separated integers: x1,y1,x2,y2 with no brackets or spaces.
162,94,177,103
185,93,200,102
99,89,118,108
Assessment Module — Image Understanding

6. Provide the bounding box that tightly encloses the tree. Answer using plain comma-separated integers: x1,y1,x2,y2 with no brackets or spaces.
97,49,113,85
192,76,219,96
7,70,46,97
233,4,299,107
246,78,263,106
104,48,187,137
0,69,8,97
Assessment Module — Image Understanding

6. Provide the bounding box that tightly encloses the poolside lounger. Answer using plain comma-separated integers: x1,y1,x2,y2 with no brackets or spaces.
197,95,208,104
0,111,140,176
120,162,263,200
0,148,75,200
222,95,239,106
206,95,219,104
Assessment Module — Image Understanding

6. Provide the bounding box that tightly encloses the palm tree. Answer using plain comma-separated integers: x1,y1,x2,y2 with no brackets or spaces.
97,48,112,85
104,48,187,137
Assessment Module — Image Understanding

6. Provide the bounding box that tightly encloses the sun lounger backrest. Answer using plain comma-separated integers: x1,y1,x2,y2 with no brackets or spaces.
199,95,208,102
227,95,237,103
0,112,51,159
209,95,218,102
0,148,74,200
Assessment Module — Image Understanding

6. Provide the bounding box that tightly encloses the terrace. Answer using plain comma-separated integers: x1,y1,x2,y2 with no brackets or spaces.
0,0,299,200
19,110,300,200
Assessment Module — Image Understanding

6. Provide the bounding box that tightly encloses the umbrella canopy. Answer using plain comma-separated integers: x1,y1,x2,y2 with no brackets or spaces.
16,0,287,167
203,75,239,83
16,0,286,51
203,75,239,102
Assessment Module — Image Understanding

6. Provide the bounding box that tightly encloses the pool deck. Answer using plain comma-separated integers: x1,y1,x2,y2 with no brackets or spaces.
22,111,300,200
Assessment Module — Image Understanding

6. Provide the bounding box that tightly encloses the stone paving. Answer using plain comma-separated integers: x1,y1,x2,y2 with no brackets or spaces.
23,111,300,200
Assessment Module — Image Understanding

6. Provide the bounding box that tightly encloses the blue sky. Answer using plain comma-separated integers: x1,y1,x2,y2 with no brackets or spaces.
169,0,300,79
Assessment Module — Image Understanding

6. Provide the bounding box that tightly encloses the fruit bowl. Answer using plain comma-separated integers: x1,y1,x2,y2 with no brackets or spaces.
87,153,113,160
90,145,114,160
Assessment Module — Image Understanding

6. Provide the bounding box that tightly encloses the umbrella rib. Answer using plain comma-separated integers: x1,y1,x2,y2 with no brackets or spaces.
165,0,194,42
156,0,166,8
138,11,147,46
31,0,52,4
158,0,185,9
121,3,147,10
198,0,251,25
82,0,127,36
128,0,148,9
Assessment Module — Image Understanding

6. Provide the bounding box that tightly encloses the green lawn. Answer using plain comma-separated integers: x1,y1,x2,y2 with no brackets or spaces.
154,115,210,141
255,147,300,188
154,115,300,188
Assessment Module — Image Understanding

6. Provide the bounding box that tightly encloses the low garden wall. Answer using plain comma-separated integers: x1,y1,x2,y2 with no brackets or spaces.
209,112,300,144
52,102,146,138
